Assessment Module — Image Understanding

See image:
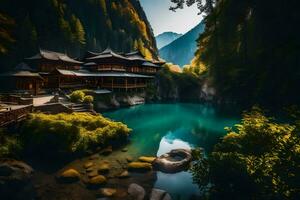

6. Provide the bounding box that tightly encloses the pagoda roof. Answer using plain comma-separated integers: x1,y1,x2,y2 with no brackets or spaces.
0,70,44,79
86,47,130,61
26,49,83,64
141,61,160,68
54,69,153,78
14,62,35,71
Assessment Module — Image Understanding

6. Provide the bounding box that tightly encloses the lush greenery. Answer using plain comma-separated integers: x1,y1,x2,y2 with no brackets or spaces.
0,113,131,158
0,129,21,158
0,0,158,72
191,107,300,199
69,90,94,104
155,65,204,101
170,0,300,107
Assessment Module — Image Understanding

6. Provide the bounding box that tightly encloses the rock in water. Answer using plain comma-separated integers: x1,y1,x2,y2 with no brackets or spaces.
150,188,172,200
100,146,113,155
98,188,117,197
118,170,130,178
128,183,145,200
83,162,94,169
153,149,192,173
88,175,107,186
128,162,152,172
138,156,156,163
98,161,110,173
59,169,80,182
0,159,34,200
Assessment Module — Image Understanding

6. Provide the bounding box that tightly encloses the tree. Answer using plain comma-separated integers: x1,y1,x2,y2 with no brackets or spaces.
0,13,15,54
191,107,300,199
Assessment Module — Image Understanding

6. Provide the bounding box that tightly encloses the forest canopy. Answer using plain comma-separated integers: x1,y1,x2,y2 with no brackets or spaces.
0,0,158,72
170,0,300,107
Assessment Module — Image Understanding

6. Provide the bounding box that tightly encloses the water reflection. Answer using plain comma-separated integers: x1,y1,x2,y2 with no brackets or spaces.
104,103,239,199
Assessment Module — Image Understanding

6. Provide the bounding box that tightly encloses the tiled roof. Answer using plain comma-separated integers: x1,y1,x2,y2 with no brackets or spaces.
26,49,83,64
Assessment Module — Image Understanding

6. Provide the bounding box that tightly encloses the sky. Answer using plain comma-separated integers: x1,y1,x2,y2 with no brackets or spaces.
139,0,203,36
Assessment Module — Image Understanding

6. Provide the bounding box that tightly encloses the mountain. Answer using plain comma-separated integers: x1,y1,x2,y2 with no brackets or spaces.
159,21,205,67
0,0,158,72
155,32,182,49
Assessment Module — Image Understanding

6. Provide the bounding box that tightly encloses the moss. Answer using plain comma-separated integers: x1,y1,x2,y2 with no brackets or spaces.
83,95,94,103
21,112,131,156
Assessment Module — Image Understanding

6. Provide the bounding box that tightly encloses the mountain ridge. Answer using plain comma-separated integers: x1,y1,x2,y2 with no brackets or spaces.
155,32,183,49
159,21,205,67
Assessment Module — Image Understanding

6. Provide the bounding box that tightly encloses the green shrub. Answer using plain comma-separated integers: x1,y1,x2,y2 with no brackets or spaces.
83,95,94,104
191,107,300,199
21,113,131,156
69,90,85,102
0,129,22,158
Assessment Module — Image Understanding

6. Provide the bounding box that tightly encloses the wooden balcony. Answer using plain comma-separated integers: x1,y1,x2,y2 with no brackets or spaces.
101,83,147,89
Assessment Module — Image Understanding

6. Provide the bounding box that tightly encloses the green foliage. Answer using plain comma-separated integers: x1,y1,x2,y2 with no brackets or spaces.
21,113,131,156
0,12,15,54
172,0,300,107
192,107,300,199
0,129,22,158
83,95,94,104
0,0,158,72
156,65,203,101
69,90,85,102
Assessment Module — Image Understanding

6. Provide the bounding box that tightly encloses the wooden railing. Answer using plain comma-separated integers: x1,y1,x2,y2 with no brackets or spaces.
101,83,147,89
0,105,33,127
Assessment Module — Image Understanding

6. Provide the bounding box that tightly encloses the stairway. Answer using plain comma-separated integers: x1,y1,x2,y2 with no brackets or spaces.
70,103,91,113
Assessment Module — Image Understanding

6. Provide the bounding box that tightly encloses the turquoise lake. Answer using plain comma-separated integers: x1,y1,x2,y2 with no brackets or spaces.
104,103,239,199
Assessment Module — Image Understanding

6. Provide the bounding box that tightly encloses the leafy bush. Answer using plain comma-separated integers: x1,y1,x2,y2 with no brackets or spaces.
192,107,300,199
0,129,22,158
83,95,94,104
69,90,85,102
21,113,131,156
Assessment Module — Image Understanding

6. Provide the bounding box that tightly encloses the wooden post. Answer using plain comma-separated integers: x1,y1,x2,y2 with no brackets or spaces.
112,78,114,91
125,78,128,92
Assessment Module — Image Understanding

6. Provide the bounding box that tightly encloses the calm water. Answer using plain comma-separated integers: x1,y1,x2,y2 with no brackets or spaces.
103,103,239,199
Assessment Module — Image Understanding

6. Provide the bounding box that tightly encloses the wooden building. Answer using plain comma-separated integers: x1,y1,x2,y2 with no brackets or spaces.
0,63,44,95
26,49,83,72
0,48,164,94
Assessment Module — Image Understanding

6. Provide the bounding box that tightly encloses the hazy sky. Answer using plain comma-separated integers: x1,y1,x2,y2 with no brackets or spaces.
140,0,203,36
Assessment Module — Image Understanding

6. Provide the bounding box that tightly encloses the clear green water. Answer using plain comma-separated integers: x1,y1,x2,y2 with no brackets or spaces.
103,103,239,199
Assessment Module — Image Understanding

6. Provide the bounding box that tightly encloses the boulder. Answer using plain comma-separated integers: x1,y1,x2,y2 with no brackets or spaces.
88,175,107,186
59,169,80,182
128,183,145,200
0,159,34,200
153,149,192,173
122,148,128,152
128,162,152,172
98,188,117,197
150,189,172,200
138,156,156,163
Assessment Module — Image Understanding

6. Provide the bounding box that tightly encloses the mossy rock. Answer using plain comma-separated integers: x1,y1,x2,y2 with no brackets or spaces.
138,156,156,163
128,162,152,172
88,175,107,186
59,169,80,182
